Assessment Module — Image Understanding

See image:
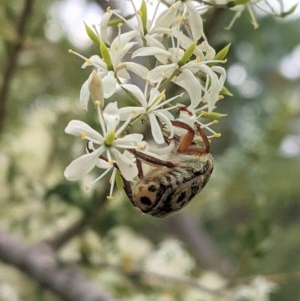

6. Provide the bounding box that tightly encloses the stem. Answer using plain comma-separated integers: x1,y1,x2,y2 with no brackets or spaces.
0,0,35,137
0,229,121,301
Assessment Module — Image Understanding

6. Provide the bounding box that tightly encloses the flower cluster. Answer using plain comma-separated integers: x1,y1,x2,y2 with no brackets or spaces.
224,0,297,29
64,0,229,198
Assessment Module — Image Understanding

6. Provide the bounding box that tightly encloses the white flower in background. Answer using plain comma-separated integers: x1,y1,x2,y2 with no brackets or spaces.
233,276,278,301
103,226,153,268
64,102,144,198
154,1,205,41
128,0,205,43
183,271,227,301
224,0,296,29
144,239,195,277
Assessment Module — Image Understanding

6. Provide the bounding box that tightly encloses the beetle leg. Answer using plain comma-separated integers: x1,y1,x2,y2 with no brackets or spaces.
136,157,144,179
129,149,177,168
194,122,210,153
122,176,133,201
171,120,195,153
177,105,193,116
171,120,210,155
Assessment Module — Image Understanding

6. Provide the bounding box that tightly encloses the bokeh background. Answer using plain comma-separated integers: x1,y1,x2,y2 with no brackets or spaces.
0,1,300,300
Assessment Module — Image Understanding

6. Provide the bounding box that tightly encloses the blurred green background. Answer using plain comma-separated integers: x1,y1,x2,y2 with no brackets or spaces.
0,1,300,300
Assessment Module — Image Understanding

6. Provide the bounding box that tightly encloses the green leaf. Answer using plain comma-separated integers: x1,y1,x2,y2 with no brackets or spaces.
200,111,227,119
139,0,148,34
215,44,231,61
179,42,196,66
99,40,113,70
279,4,298,18
84,22,99,45
221,86,233,97
115,170,124,192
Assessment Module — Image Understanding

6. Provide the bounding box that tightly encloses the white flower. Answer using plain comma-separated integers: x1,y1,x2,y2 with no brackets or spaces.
144,239,195,277
138,1,204,43
69,30,148,108
119,84,179,144
175,62,226,112
176,108,221,139
154,1,205,42
130,0,226,112
64,0,228,193
103,226,153,267
233,276,278,301
79,56,116,109
133,46,225,112
64,102,143,198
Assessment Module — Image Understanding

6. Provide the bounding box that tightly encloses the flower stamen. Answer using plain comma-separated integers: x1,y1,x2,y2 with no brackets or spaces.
80,131,87,140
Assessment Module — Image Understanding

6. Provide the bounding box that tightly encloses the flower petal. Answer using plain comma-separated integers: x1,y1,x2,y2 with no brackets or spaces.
79,79,90,110
195,41,216,60
155,111,174,138
186,3,204,41
86,55,107,71
102,71,117,99
96,158,112,169
64,148,103,181
154,1,181,28
103,102,120,132
65,120,103,142
133,46,171,59
114,133,144,149
121,84,147,107
100,10,115,45
149,113,165,144
111,149,138,181
118,106,145,120
173,69,202,109
125,62,149,78
110,31,138,61
147,64,177,83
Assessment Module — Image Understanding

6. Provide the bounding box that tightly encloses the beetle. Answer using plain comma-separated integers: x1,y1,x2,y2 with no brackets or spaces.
122,120,214,217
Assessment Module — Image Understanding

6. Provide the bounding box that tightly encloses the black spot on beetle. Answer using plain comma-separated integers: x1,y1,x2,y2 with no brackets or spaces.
190,178,201,197
140,196,152,206
148,184,158,192
177,192,186,203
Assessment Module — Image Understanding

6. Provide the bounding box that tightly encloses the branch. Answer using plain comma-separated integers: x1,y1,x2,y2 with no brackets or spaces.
43,184,112,251
93,0,119,10
43,215,87,251
0,229,121,301
98,262,226,297
0,0,35,136
165,212,236,277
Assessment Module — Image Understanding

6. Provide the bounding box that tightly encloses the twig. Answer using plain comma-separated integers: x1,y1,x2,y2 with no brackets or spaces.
0,228,121,301
43,183,112,250
93,0,119,10
43,215,87,251
230,271,300,286
139,270,226,296
94,261,227,297
0,0,35,136
165,212,236,277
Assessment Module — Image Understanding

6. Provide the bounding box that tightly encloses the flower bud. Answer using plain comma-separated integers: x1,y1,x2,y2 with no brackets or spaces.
88,70,104,103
